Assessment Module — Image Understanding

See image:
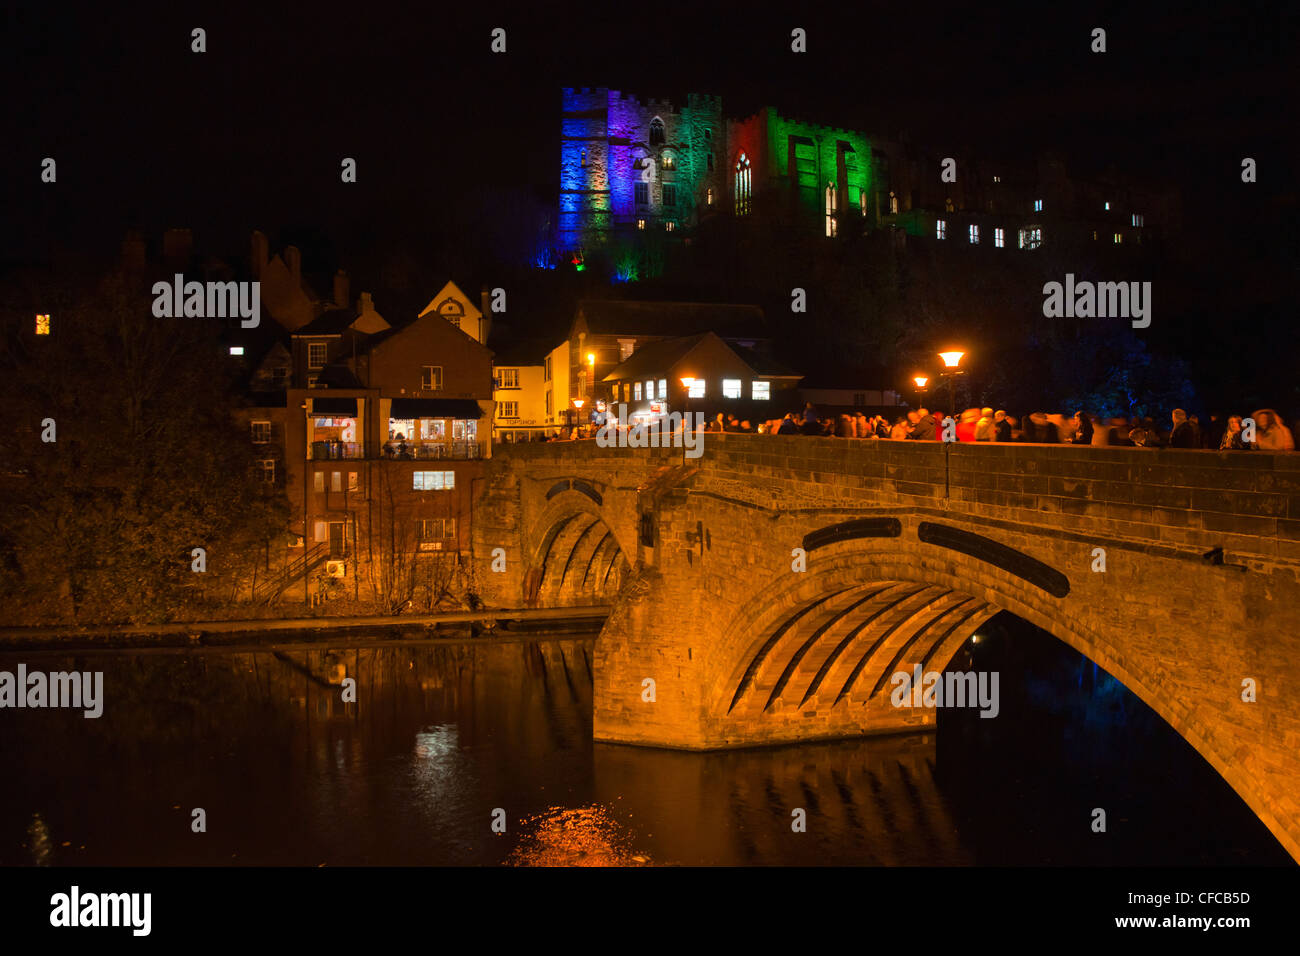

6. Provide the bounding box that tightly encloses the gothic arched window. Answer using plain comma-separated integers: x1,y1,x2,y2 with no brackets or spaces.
825,183,838,237
649,118,665,145
734,152,751,216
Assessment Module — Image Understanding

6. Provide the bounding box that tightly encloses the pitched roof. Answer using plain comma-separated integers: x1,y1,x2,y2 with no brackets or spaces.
576,300,766,338
601,333,710,382
294,307,357,336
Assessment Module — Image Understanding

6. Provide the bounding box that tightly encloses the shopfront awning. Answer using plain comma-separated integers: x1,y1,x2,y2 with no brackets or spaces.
311,397,358,416
390,398,483,419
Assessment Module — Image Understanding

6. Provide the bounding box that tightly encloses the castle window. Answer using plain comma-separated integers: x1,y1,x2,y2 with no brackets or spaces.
663,184,677,207
665,220,676,232
1131,213,1144,227
824,184,838,237
994,227,1005,248
734,152,751,216
581,149,586,167
1019,226,1042,249
635,182,649,205
707,188,714,206
637,218,646,230
861,192,868,216
1033,198,1043,212
707,154,714,171
35,314,50,335
969,224,979,244
944,198,954,213
936,219,947,239
889,191,898,214
1113,232,1122,244
993,175,1001,183
649,118,665,145
704,128,711,141
662,152,675,170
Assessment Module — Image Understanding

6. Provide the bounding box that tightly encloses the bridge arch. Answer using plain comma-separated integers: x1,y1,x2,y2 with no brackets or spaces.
523,491,632,607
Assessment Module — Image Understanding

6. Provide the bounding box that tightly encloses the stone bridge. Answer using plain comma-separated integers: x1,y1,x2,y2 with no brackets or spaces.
472,435,1300,860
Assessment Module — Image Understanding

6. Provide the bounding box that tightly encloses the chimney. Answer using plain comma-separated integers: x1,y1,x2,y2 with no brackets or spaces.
358,291,373,314
479,285,493,344
285,245,302,286
334,270,350,309
120,230,146,274
162,228,193,272
250,230,269,279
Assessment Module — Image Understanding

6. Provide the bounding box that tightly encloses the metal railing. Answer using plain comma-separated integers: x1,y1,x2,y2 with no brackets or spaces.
309,441,363,460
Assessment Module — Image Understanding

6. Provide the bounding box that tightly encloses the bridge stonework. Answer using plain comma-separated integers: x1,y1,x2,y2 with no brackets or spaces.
477,436,1300,860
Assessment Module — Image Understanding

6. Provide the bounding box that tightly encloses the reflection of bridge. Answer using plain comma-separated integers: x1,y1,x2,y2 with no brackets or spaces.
473,435,1300,860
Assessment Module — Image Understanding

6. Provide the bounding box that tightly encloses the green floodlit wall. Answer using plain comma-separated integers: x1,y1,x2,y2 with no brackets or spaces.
764,110,873,221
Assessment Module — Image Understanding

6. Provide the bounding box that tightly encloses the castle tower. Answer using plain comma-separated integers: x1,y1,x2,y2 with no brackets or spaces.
559,88,613,251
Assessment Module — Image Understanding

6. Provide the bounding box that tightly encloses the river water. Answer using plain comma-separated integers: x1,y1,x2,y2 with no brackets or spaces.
0,616,1290,866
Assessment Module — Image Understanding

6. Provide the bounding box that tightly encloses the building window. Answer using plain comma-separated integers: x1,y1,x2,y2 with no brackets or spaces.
545,390,552,415
735,153,751,215
271,366,289,388
259,460,275,483
665,220,676,232
637,218,646,230
1019,226,1042,249
889,191,898,214
634,382,642,401
994,227,1005,248
825,184,838,237
993,175,1001,183
662,152,675,170
688,379,705,398
706,187,713,206
308,343,328,368
936,219,947,239
331,471,342,492
313,471,324,492
413,471,455,491
1033,199,1043,212
658,379,666,397
649,117,664,145
663,184,676,206
722,379,742,399
645,380,655,400
944,198,954,213
251,421,271,444
35,314,50,335
348,471,358,492
422,366,443,390
497,368,519,389
307,375,320,388
635,182,649,205
1132,213,1144,227
580,149,586,168
419,518,456,544
751,381,770,400
969,224,980,244
499,401,518,418
229,346,244,356
623,383,630,402
1113,232,1123,244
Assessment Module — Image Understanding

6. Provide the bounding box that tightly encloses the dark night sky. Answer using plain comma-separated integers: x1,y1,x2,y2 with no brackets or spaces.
3,1,1295,268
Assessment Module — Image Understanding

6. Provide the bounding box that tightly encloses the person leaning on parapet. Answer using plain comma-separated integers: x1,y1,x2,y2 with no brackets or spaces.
992,410,1012,442
1219,415,1247,450
1168,409,1199,448
1068,411,1094,445
778,413,801,436
1251,409,1295,450
975,407,995,441
910,408,937,441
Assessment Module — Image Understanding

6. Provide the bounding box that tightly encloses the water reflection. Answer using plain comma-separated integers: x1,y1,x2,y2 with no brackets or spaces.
0,630,1287,866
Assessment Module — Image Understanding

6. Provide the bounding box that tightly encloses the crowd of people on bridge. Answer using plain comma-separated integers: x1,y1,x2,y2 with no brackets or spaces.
534,403,1296,451
750,405,1296,450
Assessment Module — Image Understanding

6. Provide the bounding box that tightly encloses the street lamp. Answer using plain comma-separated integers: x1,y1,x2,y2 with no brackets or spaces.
572,398,585,436
938,350,966,418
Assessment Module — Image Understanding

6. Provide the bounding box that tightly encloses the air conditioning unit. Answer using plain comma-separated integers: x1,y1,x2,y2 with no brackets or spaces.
325,560,346,578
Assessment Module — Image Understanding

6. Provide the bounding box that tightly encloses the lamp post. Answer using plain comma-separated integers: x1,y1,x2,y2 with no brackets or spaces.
572,399,585,438
938,350,966,418
912,374,929,405
680,377,695,433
